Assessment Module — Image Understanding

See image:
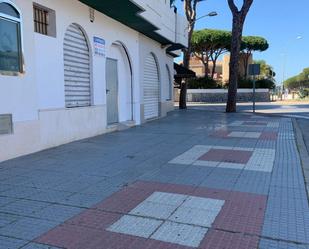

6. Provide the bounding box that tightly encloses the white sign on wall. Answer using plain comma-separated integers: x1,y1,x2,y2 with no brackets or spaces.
93,37,105,57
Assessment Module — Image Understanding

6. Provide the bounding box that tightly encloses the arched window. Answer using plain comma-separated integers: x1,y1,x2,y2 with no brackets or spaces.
0,1,22,74
64,24,91,108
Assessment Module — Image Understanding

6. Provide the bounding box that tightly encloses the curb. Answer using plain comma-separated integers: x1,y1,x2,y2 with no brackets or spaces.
292,118,309,197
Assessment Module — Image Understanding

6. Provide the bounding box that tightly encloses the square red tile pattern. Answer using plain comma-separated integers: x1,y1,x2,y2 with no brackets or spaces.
198,149,253,164
211,130,278,140
36,181,267,249
242,121,268,126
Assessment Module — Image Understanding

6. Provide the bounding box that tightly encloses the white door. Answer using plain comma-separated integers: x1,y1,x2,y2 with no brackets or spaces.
64,24,91,107
106,58,119,125
144,54,160,120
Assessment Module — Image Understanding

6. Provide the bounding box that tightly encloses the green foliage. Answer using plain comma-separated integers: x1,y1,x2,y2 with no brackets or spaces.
253,60,276,79
192,29,231,53
241,36,269,52
256,79,276,89
298,88,309,99
188,77,221,89
284,67,309,89
238,78,275,89
191,29,231,78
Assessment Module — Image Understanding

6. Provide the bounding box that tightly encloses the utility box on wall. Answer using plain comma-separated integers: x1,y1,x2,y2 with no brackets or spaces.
0,114,13,135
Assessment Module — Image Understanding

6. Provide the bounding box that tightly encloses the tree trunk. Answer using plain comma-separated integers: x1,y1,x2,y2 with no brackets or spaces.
226,15,244,112
179,25,194,109
211,60,217,79
243,53,250,79
179,80,187,109
226,0,254,113
203,60,209,78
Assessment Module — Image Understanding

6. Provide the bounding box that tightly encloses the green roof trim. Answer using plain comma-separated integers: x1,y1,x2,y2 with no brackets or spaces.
79,0,174,45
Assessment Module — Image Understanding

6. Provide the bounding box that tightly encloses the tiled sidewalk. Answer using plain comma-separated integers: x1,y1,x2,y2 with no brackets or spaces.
0,110,308,249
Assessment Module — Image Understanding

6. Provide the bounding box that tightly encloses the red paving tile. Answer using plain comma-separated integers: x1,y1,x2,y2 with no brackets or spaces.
36,181,267,249
65,209,121,230
211,129,278,141
210,130,230,138
198,149,253,164
200,230,259,249
260,131,278,140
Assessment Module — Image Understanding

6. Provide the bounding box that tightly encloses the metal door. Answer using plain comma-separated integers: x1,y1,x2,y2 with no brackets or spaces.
106,58,119,124
64,24,91,107
144,54,160,119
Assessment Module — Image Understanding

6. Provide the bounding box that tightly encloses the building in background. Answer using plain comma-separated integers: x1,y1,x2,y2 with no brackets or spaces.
0,0,188,161
189,54,253,83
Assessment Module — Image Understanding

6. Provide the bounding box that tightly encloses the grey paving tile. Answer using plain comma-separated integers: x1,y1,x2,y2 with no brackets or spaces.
0,196,18,207
0,235,27,249
0,200,50,217
259,238,309,249
0,217,59,240
0,212,21,228
32,204,84,222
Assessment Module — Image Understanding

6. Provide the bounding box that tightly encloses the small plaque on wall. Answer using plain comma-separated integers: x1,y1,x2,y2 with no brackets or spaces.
0,114,13,135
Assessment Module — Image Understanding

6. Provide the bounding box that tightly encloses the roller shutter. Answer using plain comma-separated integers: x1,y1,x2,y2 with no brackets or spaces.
144,54,159,119
64,24,91,107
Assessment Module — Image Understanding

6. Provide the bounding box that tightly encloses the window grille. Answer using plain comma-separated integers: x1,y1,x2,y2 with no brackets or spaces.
33,5,48,35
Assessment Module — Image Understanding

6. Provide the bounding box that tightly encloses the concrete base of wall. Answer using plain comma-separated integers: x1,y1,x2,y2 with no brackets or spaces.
0,120,41,162
160,101,174,117
39,106,107,149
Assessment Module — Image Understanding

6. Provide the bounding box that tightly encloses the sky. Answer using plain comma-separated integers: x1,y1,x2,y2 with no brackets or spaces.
174,0,308,84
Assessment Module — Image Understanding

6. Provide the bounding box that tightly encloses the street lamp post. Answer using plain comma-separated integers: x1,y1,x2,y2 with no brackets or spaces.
185,11,218,30
281,36,302,100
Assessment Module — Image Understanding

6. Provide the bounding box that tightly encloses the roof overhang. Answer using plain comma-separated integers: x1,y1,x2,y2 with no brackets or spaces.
174,63,196,79
79,0,174,45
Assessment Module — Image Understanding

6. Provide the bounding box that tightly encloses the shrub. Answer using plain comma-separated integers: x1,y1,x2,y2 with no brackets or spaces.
238,78,253,88
187,77,221,89
256,79,276,89
298,88,309,99
238,78,275,89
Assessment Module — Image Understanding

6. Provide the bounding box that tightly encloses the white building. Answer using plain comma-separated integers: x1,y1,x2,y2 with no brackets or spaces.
0,0,188,162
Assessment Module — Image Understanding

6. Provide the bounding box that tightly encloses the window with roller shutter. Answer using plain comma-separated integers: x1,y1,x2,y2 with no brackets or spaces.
63,23,91,108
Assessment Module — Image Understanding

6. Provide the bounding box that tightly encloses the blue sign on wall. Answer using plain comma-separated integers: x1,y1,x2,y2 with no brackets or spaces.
93,37,105,57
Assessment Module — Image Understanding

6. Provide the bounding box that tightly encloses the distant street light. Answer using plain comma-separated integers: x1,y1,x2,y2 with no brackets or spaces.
195,11,218,22
281,36,302,97
186,11,218,29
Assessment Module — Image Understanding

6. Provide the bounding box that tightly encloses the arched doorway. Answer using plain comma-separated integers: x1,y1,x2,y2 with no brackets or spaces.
143,53,160,120
63,23,91,108
106,41,133,124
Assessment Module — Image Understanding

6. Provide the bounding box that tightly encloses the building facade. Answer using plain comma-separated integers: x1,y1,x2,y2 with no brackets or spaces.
189,54,253,83
0,0,188,162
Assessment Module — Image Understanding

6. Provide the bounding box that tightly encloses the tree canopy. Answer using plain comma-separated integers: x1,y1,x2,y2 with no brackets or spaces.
241,36,269,52
191,29,231,78
240,36,269,79
284,67,309,89
253,60,276,79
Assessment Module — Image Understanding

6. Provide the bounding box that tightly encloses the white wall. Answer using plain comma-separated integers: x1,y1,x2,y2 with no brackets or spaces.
0,0,179,162
133,0,188,46
0,0,38,123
